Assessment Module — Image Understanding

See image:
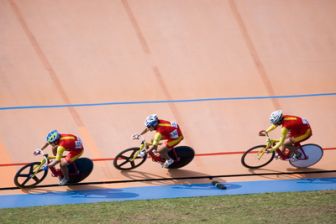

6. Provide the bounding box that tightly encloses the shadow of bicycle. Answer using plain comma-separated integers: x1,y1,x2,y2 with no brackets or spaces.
117,168,225,185
20,185,139,199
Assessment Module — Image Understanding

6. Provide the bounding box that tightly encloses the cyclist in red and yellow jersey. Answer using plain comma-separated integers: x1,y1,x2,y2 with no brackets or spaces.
132,114,184,168
259,110,312,159
34,130,84,185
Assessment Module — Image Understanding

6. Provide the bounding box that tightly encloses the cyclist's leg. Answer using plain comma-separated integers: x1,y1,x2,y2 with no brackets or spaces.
288,129,312,158
283,140,295,157
158,136,183,160
157,145,170,160
60,159,69,181
61,149,83,180
292,128,312,145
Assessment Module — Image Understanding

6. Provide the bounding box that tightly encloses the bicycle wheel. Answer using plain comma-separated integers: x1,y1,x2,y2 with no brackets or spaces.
289,144,323,168
113,147,147,170
168,146,195,169
68,158,94,184
241,145,275,169
14,162,48,188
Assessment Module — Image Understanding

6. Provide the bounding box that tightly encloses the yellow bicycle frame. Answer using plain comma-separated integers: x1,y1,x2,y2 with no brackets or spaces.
256,139,279,160
31,155,57,177
130,142,146,161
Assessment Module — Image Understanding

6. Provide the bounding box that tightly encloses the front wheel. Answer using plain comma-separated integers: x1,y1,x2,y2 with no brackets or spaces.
113,147,147,170
14,162,48,188
241,145,275,169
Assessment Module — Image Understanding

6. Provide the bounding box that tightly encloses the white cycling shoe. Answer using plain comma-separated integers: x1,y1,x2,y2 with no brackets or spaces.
162,158,174,168
59,177,69,186
138,150,146,158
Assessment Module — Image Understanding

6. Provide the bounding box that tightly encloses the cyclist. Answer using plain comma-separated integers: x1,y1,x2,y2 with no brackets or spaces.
259,110,312,160
34,130,84,185
132,114,184,168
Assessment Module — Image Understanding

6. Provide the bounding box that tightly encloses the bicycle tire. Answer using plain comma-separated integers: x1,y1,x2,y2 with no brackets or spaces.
289,144,324,168
167,146,195,169
113,147,147,170
14,162,48,188
241,145,275,169
68,158,94,184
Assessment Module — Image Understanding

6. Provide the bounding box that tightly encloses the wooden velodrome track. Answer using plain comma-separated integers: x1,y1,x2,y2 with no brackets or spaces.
0,0,335,195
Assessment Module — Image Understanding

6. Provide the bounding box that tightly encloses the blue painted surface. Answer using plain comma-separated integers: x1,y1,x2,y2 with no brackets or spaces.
0,177,335,209
0,92,335,111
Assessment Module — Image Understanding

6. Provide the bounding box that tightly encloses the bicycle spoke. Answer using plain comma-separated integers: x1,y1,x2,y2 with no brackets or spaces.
21,176,33,186
32,176,40,182
18,173,30,177
29,165,35,174
119,159,131,167
120,155,130,160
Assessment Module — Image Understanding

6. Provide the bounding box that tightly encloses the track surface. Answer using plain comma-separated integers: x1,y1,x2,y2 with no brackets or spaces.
1,0,335,200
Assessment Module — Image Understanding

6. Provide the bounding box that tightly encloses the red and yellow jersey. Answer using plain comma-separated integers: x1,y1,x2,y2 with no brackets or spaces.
152,120,183,145
281,115,311,137
55,134,83,161
58,134,84,151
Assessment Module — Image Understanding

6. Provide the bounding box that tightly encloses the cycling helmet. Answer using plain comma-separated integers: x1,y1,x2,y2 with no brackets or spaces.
46,130,60,143
145,114,159,128
269,110,283,125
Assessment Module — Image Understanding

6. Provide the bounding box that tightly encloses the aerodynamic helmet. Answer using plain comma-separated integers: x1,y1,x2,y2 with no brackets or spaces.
145,114,159,128
269,110,283,125
46,130,60,143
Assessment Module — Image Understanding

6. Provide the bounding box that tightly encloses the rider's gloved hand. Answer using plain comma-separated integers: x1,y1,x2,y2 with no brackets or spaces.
259,130,267,136
131,134,141,140
33,149,42,155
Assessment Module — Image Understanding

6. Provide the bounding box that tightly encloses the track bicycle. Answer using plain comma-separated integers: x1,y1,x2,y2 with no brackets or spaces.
241,133,323,169
113,136,195,170
14,153,93,188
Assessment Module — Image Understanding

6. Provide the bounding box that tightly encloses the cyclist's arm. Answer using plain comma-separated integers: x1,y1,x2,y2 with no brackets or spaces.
40,142,49,151
48,146,65,167
271,127,289,151
139,128,150,136
265,124,277,133
149,132,162,151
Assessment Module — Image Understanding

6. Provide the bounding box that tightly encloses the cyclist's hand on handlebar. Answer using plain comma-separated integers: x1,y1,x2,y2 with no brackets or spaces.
259,130,267,136
131,133,141,140
33,148,42,156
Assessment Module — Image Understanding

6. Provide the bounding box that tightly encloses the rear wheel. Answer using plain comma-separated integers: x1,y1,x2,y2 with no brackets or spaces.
241,145,275,169
167,146,195,169
113,147,147,170
67,158,94,184
289,144,323,168
14,162,48,188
